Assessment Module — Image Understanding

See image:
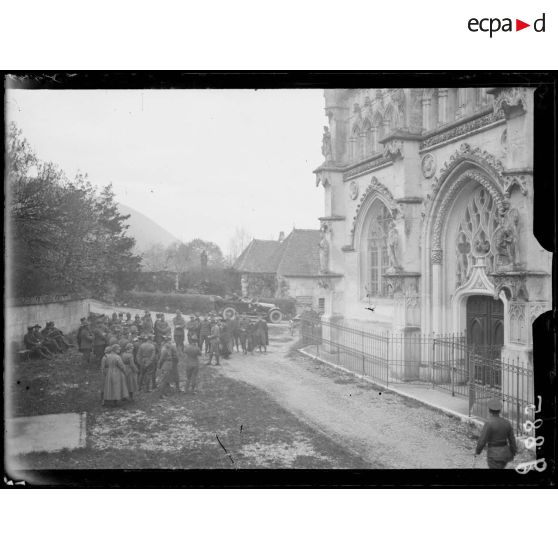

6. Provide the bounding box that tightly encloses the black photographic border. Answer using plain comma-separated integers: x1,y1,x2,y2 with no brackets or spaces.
2,70,556,488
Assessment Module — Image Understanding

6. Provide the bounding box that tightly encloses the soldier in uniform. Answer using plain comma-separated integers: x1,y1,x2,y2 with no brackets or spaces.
137,334,157,392
142,310,154,335
77,318,94,364
92,319,108,363
172,309,186,352
254,318,268,353
207,319,221,366
154,313,171,348
475,399,517,469
156,337,181,396
238,315,249,355
198,315,212,355
184,335,202,394
34,324,60,354
186,315,198,345
220,318,233,359
24,326,53,359
231,314,241,352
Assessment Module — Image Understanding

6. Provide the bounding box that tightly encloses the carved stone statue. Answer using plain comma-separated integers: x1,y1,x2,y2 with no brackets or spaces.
456,233,471,287
318,228,330,273
494,209,520,269
200,249,208,269
387,220,400,270
321,126,333,162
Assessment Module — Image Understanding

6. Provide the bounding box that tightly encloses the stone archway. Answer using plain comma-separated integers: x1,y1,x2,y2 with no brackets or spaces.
422,144,509,336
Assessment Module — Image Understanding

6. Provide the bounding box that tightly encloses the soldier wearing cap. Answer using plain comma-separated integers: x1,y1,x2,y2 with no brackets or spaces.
24,326,53,359
137,334,157,392
198,315,212,355
475,398,517,469
77,317,94,364
142,310,154,335
172,309,186,352
154,313,171,347
156,337,181,396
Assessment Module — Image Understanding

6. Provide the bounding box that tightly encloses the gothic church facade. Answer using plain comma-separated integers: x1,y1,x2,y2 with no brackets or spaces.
314,87,551,370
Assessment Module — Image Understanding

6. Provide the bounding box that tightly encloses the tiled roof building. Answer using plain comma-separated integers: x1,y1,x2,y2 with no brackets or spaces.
234,229,327,311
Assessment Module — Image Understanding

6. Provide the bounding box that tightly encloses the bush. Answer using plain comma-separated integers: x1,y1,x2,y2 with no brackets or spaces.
259,297,296,317
118,291,215,314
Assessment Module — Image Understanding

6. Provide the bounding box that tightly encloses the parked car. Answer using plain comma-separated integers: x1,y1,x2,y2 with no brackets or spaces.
213,296,283,323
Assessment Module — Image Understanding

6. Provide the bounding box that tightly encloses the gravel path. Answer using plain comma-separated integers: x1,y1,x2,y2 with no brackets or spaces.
217,324,490,469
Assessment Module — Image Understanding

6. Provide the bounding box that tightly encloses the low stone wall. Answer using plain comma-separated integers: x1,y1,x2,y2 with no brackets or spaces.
6,296,90,348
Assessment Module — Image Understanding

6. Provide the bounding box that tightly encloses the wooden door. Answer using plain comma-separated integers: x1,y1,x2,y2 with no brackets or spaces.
466,295,504,385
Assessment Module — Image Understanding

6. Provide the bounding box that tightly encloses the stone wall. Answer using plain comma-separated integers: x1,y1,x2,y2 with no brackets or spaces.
6,297,90,348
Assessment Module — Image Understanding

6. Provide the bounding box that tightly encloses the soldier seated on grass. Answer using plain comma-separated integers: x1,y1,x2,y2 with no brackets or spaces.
23,326,53,359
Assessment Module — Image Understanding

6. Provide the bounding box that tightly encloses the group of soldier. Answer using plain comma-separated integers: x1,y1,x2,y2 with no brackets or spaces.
23,322,73,359
75,308,269,407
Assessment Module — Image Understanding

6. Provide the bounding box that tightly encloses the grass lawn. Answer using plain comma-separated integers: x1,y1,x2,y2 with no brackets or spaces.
6,348,370,470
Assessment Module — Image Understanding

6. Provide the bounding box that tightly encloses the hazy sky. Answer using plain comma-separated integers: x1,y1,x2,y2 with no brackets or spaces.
6,88,326,253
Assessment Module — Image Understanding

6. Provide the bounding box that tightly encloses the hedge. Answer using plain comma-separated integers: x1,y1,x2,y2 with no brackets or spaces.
118,291,296,318
118,291,215,314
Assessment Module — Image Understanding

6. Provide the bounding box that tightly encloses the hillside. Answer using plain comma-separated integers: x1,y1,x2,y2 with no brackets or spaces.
118,203,179,253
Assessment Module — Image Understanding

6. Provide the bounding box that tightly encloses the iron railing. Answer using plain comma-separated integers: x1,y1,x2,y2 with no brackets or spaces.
299,318,533,434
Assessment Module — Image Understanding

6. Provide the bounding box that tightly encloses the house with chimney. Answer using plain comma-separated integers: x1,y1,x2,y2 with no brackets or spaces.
234,229,332,313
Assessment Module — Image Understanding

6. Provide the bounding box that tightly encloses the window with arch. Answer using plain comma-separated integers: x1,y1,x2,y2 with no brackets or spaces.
364,201,392,297
454,186,500,288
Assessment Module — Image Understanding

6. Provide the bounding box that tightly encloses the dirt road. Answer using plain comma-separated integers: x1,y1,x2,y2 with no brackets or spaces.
217,324,488,468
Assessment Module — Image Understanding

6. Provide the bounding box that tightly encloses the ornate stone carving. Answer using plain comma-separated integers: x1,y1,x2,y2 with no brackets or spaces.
500,129,508,154
349,181,359,200
430,168,508,252
317,278,331,290
490,271,529,301
494,208,521,270
405,295,420,309
493,87,528,118
433,143,504,192
383,272,420,299
419,110,505,150
431,249,443,264
503,175,528,197
350,175,400,243
421,153,436,178
509,302,526,344
386,221,401,271
423,143,507,224
382,139,404,160
321,125,333,162
472,277,485,290
343,154,392,180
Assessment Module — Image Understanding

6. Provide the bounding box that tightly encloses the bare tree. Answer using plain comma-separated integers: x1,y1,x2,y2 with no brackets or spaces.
227,226,252,264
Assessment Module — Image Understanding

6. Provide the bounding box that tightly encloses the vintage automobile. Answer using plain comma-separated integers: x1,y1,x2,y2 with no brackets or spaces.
213,296,283,323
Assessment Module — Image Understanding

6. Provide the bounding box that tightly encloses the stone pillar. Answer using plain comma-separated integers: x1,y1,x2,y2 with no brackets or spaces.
438,88,448,124
384,272,421,381
371,126,378,153
422,96,431,132
431,250,443,333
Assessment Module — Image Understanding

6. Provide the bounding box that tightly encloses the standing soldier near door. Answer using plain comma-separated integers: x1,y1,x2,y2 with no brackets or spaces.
475,399,517,469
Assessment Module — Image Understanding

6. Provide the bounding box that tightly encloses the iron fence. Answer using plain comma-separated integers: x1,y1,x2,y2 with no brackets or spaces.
299,318,533,434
